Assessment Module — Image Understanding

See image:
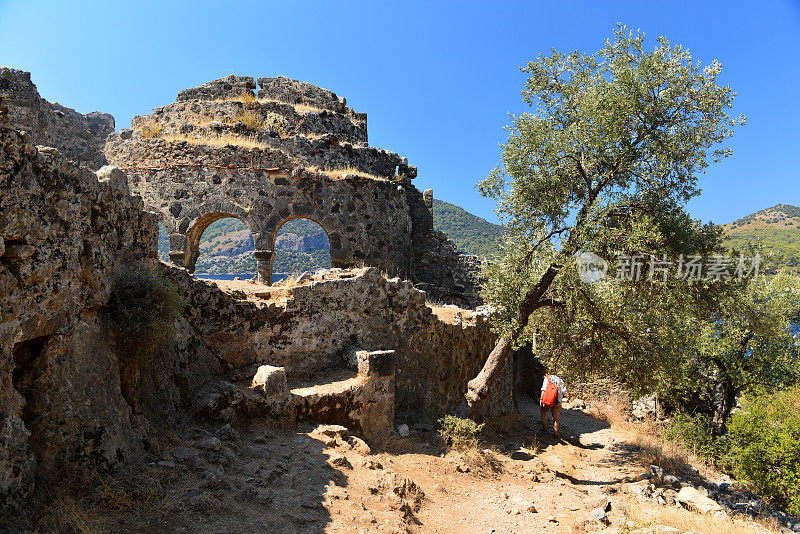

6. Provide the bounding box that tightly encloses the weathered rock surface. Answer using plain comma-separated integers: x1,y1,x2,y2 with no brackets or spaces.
676,486,724,514
0,122,223,516
0,71,510,525
251,365,290,400
0,68,114,170
0,124,150,511
162,266,512,420
177,74,256,102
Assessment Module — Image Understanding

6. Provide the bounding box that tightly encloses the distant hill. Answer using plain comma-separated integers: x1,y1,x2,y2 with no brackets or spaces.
157,199,505,275
157,218,331,275
432,199,504,258
721,204,800,272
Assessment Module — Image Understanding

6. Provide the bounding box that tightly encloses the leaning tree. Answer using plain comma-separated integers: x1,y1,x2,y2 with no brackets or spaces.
459,25,745,417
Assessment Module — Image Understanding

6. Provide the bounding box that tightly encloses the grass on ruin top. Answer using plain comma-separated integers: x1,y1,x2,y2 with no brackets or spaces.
214,94,330,116
427,302,471,324
304,165,391,182
160,133,266,150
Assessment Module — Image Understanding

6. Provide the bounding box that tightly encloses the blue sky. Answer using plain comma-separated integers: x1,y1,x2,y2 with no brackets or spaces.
1,0,798,225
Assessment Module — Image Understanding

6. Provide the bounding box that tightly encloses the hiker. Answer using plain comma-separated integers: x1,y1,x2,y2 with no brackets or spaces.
540,373,568,437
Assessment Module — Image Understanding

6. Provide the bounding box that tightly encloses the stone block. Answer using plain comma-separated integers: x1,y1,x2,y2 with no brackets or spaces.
676,486,723,514
251,365,289,400
96,165,130,196
356,350,396,377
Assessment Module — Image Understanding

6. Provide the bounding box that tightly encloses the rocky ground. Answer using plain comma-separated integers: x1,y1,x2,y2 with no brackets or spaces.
20,392,791,534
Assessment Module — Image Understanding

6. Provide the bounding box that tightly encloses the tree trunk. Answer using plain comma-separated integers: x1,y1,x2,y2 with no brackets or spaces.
711,378,736,436
456,263,561,418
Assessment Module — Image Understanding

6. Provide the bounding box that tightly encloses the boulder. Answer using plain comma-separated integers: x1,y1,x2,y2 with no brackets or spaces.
347,435,371,455
676,486,723,514
251,365,289,400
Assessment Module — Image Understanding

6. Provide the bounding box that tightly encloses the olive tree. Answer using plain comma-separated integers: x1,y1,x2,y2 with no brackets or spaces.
459,25,744,417
677,272,800,434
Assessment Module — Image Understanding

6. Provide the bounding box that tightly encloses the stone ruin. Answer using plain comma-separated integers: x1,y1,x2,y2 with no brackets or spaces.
0,68,114,170
0,70,512,518
105,74,483,307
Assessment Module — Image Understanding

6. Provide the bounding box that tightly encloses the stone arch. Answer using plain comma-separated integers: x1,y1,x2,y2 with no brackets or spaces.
172,199,265,278
265,213,346,284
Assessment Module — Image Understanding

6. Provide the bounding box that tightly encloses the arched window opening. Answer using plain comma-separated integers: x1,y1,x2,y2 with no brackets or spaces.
157,222,170,263
194,217,256,280
273,218,331,284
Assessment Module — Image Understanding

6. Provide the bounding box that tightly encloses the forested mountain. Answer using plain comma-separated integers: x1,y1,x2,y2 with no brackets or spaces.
157,218,331,275
157,198,506,275
721,204,800,272
431,199,504,258
156,201,800,276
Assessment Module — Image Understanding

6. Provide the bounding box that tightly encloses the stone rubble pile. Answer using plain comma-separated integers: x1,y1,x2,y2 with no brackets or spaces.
625,464,800,533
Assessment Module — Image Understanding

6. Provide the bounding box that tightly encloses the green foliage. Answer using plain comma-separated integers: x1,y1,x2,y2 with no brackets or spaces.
723,204,800,273
476,24,744,392
725,229,800,272
106,266,183,357
272,248,331,274
664,413,728,463
438,415,485,450
727,386,800,514
158,218,332,275
432,199,504,258
674,272,800,430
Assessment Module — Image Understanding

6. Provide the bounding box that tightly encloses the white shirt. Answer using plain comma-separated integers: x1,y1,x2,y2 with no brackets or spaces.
541,375,568,403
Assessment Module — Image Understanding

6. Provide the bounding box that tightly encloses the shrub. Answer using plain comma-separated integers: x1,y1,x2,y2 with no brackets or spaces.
664,412,728,463
230,109,263,131
438,415,484,450
727,386,800,515
264,111,292,138
106,266,183,357
137,120,162,139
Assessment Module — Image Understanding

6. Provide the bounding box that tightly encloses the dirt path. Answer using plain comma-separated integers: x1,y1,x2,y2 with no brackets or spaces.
43,394,776,534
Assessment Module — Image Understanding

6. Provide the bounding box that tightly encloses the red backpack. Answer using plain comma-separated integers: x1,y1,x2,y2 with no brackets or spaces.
542,376,559,407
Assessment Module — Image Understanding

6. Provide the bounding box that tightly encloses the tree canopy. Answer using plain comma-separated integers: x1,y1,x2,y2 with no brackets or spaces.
461,24,745,416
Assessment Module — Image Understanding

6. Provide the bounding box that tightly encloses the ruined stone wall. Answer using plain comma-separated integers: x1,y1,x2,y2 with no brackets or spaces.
162,266,512,420
113,75,481,306
405,186,485,307
0,68,114,170
105,137,413,279
0,124,221,513
140,98,368,145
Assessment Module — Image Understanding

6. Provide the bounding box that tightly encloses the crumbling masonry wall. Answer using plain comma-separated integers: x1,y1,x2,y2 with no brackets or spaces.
161,266,512,420
0,124,222,514
0,68,114,170
106,74,484,306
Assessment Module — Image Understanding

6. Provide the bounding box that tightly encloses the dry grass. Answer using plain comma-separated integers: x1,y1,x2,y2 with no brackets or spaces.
620,500,780,534
160,132,266,149
461,446,505,474
292,102,326,114
628,426,693,475
41,494,106,534
584,396,697,476
217,94,328,115
586,396,630,427
33,465,164,534
305,165,390,181
272,272,311,288
136,119,163,139
427,302,466,324
230,109,263,131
